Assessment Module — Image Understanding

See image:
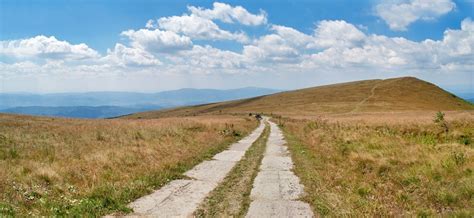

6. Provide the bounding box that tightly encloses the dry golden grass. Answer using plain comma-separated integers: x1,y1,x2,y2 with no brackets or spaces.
279,112,474,216
0,113,257,216
124,77,474,119
285,110,474,125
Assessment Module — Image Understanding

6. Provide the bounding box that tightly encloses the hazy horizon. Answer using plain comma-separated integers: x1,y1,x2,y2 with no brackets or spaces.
0,78,471,96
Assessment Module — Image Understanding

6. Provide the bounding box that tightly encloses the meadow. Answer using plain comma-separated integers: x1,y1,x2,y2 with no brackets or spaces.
0,114,257,216
279,111,474,216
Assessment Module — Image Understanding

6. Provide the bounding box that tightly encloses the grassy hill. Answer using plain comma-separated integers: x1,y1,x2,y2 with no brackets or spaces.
123,77,474,119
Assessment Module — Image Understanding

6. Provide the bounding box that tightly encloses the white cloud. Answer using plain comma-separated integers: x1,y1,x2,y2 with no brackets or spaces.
243,33,302,63
145,19,157,29
157,14,249,42
0,35,100,60
306,18,474,73
188,2,267,26
437,18,474,56
376,0,456,31
105,43,161,67
271,25,314,49
147,2,261,43
175,45,245,72
121,28,193,53
242,21,366,63
313,20,366,48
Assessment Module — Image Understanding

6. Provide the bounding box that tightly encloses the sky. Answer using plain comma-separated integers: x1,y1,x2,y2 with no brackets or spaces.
0,0,473,94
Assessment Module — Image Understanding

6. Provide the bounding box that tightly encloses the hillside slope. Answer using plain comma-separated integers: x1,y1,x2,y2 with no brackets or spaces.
123,77,474,119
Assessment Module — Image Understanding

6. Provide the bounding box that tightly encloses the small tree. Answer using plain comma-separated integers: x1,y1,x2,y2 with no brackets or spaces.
434,111,449,137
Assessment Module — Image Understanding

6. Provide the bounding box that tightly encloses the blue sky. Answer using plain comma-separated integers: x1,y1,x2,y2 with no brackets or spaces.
0,0,473,93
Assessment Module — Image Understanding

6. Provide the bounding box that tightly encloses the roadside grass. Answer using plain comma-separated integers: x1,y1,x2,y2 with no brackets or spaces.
195,122,270,217
0,114,257,216
279,115,474,216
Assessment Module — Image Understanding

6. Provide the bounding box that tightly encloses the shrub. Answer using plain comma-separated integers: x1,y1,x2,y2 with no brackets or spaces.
459,135,471,146
433,111,449,137
96,132,106,141
134,131,145,140
9,147,19,159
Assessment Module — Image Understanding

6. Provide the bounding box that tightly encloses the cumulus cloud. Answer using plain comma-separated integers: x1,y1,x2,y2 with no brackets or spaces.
243,21,366,63
437,18,474,57
306,18,474,72
157,14,249,42
271,25,315,49
240,16,473,76
144,2,262,43
121,28,193,53
105,43,161,67
188,2,267,26
313,20,366,48
0,35,100,60
376,0,456,31
145,19,157,29
175,45,245,71
243,27,307,63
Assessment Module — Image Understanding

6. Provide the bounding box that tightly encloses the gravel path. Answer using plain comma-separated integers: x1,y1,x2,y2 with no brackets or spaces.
245,120,314,218
126,119,266,217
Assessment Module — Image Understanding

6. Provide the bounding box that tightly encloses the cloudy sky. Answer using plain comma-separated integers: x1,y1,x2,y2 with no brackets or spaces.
0,0,473,93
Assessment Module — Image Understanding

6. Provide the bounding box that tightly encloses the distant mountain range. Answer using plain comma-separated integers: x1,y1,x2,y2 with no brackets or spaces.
0,87,281,118
0,106,160,119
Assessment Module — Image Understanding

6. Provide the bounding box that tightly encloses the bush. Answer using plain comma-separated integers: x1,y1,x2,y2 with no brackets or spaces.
433,111,449,137
459,135,471,146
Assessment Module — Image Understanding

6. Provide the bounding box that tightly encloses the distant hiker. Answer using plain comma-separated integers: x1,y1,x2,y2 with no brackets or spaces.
255,114,262,120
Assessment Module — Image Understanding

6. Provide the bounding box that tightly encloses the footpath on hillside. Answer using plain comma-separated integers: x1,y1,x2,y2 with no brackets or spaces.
245,120,313,217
